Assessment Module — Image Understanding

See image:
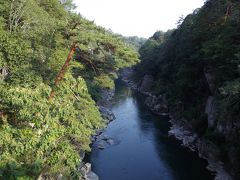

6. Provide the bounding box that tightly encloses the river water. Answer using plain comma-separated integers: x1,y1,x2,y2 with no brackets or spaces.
88,80,214,180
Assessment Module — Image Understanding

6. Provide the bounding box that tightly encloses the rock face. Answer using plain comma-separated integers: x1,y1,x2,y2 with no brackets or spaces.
139,74,154,92
168,117,233,180
120,68,235,179
80,150,85,161
169,118,198,151
93,133,117,150
205,96,217,128
85,171,99,180
204,68,216,95
121,70,168,115
120,67,141,90
145,95,168,115
79,163,91,176
79,163,99,180
198,140,233,180
97,89,115,106
98,106,115,123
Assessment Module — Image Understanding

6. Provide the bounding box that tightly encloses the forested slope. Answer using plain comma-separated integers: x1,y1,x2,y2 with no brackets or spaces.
136,0,240,178
118,35,147,50
0,0,138,179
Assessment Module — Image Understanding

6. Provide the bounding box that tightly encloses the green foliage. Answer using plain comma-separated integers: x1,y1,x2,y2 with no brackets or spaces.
93,74,115,90
136,31,171,76
136,0,240,120
0,76,104,179
117,35,147,50
136,0,240,177
0,0,139,178
68,17,139,97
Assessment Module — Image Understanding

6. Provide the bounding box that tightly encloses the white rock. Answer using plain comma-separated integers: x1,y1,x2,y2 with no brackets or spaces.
107,139,115,145
85,171,99,180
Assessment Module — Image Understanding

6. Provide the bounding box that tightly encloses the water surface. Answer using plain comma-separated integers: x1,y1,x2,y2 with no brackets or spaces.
88,80,214,180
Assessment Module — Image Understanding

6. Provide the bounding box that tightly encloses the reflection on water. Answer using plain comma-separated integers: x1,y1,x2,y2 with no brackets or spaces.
88,80,214,180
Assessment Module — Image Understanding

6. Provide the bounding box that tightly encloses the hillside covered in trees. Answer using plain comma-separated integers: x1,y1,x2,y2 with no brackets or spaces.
135,0,240,178
119,35,147,50
0,0,139,179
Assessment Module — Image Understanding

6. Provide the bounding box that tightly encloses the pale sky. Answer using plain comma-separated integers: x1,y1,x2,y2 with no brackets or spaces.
73,0,205,38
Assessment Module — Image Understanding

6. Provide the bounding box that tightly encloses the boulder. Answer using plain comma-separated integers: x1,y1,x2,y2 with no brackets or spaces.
97,141,106,150
107,139,115,145
94,135,117,149
98,106,115,122
85,171,99,180
168,120,198,151
79,163,92,176
97,134,107,140
79,163,99,180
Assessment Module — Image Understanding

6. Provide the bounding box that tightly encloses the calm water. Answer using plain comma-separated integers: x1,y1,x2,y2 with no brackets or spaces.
88,80,214,180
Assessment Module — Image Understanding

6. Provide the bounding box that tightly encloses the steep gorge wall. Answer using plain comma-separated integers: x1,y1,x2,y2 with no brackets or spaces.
135,0,240,178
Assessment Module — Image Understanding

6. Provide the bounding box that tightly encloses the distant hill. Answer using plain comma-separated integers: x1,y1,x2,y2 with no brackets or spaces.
117,34,147,50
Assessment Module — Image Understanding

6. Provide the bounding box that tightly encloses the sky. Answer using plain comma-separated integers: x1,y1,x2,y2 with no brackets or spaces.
73,0,205,38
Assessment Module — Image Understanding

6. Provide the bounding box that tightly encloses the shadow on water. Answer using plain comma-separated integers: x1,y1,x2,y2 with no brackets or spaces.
88,79,214,180
132,92,214,180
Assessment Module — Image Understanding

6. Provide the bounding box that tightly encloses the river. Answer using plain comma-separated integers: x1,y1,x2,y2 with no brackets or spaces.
87,80,214,180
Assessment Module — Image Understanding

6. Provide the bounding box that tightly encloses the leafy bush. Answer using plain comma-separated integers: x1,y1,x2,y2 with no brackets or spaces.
0,0,139,178
0,75,104,179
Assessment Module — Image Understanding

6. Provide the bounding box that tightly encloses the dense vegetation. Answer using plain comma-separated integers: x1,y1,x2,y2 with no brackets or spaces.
118,35,147,50
0,0,138,179
136,0,240,178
